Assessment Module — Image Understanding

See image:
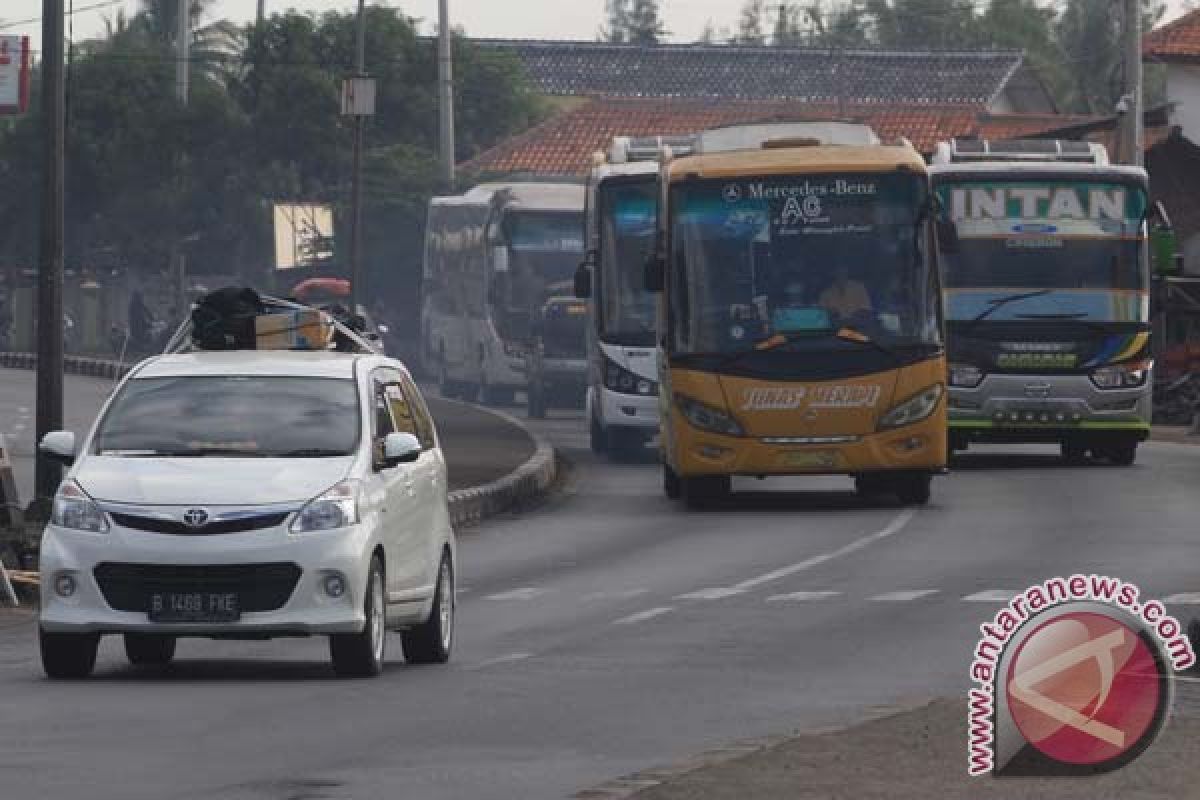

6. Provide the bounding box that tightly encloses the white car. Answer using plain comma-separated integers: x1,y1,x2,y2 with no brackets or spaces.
37,350,456,679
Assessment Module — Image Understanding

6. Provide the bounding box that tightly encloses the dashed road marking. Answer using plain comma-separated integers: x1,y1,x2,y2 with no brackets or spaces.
766,591,840,603
676,587,745,601
465,652,533,670
869,590,939,602
732,509,918,593
483,587,547,601
584,588,650,602
613,607,674,626
963,590,1018,603
1163,593,1200,605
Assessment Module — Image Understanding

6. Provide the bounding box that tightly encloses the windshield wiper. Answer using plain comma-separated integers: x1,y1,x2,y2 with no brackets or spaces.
276,448,350,458
119,448,266,458
962,288,1053,331
1012,313,1136,334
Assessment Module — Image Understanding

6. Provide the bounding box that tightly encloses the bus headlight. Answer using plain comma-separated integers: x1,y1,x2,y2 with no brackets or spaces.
878,385,944,431
674,393,745,437
948,363,984,388
605,358,657,396
1090,362,1150,390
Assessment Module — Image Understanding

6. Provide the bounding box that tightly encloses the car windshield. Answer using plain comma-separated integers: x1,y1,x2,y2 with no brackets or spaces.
92,376,360,457
598,178,658,346
937,179,1149,323
668,172,939,355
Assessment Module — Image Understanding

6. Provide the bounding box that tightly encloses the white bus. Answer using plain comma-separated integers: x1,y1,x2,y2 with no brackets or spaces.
421,182,586,405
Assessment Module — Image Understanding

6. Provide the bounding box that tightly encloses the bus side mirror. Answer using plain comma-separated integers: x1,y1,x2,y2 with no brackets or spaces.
936,219,960,255
644,253,665,293
1151,225,1181,277
574,258,593,299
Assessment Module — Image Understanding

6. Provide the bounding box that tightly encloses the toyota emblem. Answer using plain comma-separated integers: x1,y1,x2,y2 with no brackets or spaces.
182,509,209,528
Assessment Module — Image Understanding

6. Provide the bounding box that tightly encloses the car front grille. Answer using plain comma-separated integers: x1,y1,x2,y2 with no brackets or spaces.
109,512,290,536
93,562,303,613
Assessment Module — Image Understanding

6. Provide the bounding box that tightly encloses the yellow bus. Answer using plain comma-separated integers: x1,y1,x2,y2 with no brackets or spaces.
648,139,947,508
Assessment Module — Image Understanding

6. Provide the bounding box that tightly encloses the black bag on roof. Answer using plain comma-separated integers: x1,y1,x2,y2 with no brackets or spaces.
190,287,265,350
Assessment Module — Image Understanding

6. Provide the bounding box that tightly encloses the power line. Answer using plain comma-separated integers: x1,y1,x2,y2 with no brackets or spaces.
0,0,125,31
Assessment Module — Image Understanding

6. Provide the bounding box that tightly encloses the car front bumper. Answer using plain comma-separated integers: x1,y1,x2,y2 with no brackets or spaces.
39,521,374,637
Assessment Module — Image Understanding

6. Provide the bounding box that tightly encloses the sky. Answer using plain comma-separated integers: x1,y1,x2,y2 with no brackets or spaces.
1,0,1193,55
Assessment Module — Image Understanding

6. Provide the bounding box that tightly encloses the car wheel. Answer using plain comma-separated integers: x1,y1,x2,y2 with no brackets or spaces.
682,475,731,510
854,473,889,498
895,473,932,506
1102,441,1138,466
589,414,609,455
330,557,386,678
663,462,681,499
402,552,454,665
124,633,177,666
1061,441,1088,464
40,627,99,679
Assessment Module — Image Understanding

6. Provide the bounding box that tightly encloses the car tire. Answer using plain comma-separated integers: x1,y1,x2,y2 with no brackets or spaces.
402,552,454,665
663,463,681,499
682,475,731,510
124,633,177,666
590,414,609,455
854,473,889,498
1061,441,1088,464
330,557,386,678
895,473,933,506
1102,440,1138,467
40,627,99,680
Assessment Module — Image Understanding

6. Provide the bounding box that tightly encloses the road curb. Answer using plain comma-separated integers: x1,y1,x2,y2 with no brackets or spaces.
1,351,559,551
1151,426,1200,446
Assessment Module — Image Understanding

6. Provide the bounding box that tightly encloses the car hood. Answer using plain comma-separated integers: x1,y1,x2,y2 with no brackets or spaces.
75,456,356,506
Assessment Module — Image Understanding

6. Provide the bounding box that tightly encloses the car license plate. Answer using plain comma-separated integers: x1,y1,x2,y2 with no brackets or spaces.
148,592,240,623
780,450,839,469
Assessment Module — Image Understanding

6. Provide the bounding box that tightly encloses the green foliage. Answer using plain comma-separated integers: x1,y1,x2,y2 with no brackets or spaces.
0,5,543,324
601,0,666,45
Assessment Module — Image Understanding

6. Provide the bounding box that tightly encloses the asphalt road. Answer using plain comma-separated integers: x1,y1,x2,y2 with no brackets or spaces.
2,389,1200,799
0,368,533,506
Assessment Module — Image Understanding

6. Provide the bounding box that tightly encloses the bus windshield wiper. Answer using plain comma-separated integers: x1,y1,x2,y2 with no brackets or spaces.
963,288,1053,330
1012,313,1134,334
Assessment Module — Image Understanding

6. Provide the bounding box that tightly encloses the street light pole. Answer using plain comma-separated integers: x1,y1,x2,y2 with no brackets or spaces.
438,0,456,192
1120,0,1144,166
34,0,66,505
348,0,367,314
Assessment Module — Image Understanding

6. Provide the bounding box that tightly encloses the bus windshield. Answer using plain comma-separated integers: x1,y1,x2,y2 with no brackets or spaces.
506,211,585,286
598,179,658,346
668,172,939,355
937,179,1149,324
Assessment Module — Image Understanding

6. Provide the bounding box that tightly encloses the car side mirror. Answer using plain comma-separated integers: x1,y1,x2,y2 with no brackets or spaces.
39,431,77,466
936,218,960,255
382,432,421,468
377,323,389,335
644,252,665,293
574,259,593,299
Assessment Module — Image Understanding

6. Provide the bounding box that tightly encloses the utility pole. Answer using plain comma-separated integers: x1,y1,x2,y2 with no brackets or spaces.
1120,0,1144,166
176,0,190,105
34,0,66,505
172,0,191,319
438,0,456,192
348,0,367,314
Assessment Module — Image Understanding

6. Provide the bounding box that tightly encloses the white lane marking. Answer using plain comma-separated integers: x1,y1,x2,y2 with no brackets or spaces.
455,587,471,596
1162,593,1200,605
963,590,1018,603
466,652,533,670
16,407,28,414
732,509,919,593
483,587,547,601
613,607,674,626
766,591,840,603
870,589,940,602
676,587,745,601
584,588,650,602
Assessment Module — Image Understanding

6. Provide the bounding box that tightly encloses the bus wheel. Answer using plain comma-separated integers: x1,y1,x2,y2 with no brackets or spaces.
1061,441,1088,464
527,386,547,419
854,473,888,499
663,463,681,499
894,474,932,506
1100,440,1138,467
590,415,609,455
682,475,730,510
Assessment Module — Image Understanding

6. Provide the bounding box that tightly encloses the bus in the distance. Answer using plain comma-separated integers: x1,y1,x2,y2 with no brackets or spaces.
649,135,947,508
931,139,1153,465
421,182,586,405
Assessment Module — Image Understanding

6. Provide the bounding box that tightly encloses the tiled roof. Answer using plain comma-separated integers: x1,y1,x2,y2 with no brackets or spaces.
463,99,1099,178
1145,10,1200,62
475,39,1025,106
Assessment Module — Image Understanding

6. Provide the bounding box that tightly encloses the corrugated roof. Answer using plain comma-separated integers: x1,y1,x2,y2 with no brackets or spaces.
1145,9,1200,62
462,99,1099,178
474,39,1025,106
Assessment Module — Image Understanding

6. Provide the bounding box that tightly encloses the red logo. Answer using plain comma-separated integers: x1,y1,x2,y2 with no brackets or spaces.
1005,611,1168,768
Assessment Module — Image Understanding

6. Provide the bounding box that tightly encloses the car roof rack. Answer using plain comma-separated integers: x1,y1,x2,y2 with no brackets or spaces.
161,292,380,356
933,138,1109,165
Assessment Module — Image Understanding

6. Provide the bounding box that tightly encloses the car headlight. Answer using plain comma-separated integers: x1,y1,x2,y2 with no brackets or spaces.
878,384,944,431
605,357,658,396
291,481,361,533
51,481,108,533
948,363,984,388
674,393,745,437
1090,362,1150,390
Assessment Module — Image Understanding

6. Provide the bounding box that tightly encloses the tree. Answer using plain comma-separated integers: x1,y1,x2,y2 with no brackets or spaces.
600,0,633,43
1056,0,1165,113
772,2,804,46
866,0,983,50
736,0,768,44
626,0,667,45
